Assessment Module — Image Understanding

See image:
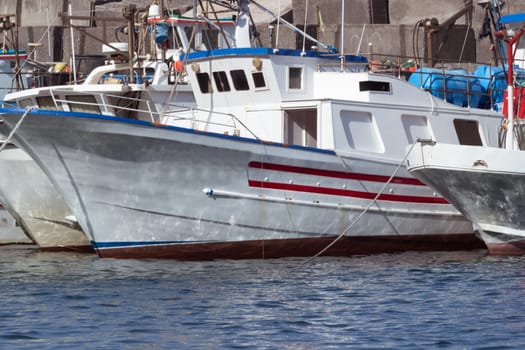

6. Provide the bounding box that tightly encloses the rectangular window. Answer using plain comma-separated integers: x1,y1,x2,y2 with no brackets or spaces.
196,72,213,93
213,71,231,92
230,70,249,90
36,96,59,110
18,99,34,108
252,71,266,89
359,81,391,92
454,119,482,146
66,95,101,114
289,67,303,89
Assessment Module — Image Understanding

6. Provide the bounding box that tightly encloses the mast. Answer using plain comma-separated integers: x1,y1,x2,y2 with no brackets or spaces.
68,2,77,84
123,4,136,84
497,15,525,150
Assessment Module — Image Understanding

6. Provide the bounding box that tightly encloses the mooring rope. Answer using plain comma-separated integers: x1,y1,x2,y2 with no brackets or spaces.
0,107,32,153
301,141,420,265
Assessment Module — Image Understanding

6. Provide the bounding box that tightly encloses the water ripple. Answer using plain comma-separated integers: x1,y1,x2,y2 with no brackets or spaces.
0,246,524,348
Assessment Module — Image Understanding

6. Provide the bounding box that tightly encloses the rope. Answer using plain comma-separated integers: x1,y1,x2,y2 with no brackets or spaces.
0,107,31,153
458,23,471,63
301,141,420,265
160,25,197,118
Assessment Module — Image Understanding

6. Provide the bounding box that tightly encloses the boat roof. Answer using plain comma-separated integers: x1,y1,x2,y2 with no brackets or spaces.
181,47,368,62
148,15,235,26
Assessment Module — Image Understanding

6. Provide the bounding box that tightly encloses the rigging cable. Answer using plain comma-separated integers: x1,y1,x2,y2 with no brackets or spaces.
0,107,32,154
301,141,420,265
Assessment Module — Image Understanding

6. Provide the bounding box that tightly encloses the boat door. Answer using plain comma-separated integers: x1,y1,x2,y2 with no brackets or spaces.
284,108,317,147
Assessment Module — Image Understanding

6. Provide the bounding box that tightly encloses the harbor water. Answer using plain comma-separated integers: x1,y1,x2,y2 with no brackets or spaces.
1,245,524,349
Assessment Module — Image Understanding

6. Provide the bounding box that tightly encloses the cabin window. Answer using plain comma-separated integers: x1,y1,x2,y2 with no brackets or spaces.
359,81,391,93
284,108,317,147
66,95,101,114
36,96,60,110
108,91,142,119
252,71,266,89
213,71,231,92
201,29,219,51
339,110,384,153
230,69,249,91
401,115,432,144
196,72,213,93
18,99,34,108
454,119,482,146
288,67,303,89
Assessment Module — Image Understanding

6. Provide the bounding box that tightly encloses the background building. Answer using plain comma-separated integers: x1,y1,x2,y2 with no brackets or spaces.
0,0,523,74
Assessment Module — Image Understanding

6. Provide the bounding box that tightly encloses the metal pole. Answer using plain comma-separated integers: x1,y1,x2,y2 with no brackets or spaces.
124,5,136,84
69,2,77,83
340,0,345,71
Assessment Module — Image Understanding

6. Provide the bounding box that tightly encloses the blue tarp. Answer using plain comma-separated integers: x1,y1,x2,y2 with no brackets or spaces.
499,13,525,25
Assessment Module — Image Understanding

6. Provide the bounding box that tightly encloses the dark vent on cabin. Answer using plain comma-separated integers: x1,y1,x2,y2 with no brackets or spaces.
359,81,391,92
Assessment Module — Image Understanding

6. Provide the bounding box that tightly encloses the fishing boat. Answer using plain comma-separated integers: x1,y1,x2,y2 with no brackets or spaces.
0,46,35,245
0,143,91,251
0,1,506,259
406,13,525,255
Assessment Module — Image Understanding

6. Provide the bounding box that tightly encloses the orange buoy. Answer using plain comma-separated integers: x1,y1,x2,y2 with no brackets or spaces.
172,59,185,72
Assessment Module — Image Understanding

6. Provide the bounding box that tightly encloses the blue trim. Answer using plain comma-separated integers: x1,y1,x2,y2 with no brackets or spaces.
92,240,206,249
0,107,336,155
499,13,525,24
181,47,368,63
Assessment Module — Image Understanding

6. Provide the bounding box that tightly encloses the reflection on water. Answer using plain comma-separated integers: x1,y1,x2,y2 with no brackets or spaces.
0,245,524,349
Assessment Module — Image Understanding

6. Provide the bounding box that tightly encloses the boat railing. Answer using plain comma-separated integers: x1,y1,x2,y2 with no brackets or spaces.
316,61,369,73
367,53,513,111
47,90,259,138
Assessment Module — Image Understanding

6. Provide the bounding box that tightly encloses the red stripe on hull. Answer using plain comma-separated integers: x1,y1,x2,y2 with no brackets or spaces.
95,234,486,260
248,180,448,204
248,161,425,186
485,241,525,255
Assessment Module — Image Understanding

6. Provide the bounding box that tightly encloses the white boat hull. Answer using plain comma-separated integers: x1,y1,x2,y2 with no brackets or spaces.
407,142,525,255
0,208,32,245
0,111,485,259
0,146,92,251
